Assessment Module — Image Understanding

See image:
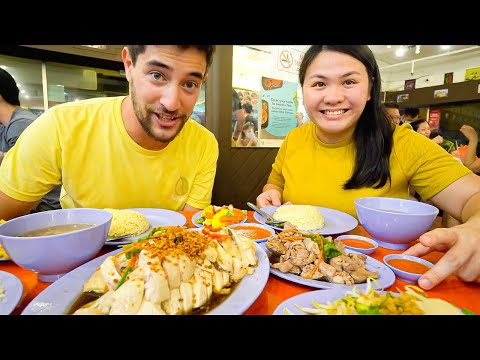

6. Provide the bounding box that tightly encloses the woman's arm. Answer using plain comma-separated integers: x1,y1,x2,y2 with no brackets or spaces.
459,125,478,168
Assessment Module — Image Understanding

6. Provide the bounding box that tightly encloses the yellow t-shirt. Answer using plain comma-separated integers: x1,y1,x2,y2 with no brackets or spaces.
268,122,471,218
0,96,219,211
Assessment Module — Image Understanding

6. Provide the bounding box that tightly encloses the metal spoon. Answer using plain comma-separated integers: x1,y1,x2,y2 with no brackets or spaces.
105,233,134,242
246,202,286,226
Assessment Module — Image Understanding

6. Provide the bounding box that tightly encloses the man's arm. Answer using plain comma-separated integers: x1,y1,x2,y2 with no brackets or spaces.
464,158,480,173
0,191,38,220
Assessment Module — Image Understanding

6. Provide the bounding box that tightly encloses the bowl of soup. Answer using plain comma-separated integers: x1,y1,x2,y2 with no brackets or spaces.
354,197,439,250
0,208,112,282
228,223,275,242
383,254,433,284
335,235,378,255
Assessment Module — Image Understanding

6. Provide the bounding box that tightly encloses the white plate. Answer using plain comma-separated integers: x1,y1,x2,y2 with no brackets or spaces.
105,208,187,246
260,242,395,291
273,288,392,315
22,242,270,315
0,271,24,315
253,205,358,235
191,209,248,228
272,288,464,315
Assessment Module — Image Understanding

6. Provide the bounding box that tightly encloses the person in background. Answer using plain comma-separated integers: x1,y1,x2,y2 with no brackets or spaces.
383,101,402,125
459,124,480,173
401,107,420,123
0,68,37,164
410,118,444,144
0,68,61,213
256,45,480,290
242,102,257,132
236,121,258,147
232,88,246,143
0,45,218,220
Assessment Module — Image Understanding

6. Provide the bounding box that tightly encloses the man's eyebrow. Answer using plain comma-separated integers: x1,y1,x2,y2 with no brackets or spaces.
147,60,204,80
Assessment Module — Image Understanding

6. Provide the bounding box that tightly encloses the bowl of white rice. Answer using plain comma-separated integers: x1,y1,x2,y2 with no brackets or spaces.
273,205,325,231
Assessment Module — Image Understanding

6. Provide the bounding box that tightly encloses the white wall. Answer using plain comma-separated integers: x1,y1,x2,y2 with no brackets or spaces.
380,48,480,91
233,45,480,93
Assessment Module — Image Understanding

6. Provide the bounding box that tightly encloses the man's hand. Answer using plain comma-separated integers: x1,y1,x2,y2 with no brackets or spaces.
404,224,480,289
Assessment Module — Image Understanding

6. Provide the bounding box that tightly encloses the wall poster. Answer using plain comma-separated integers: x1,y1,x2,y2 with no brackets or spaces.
260,76,299,140
428,109,441,130
233,87,260,134
404,79,416,90
434,89,448,98
444,72,453,84
465,67,480,81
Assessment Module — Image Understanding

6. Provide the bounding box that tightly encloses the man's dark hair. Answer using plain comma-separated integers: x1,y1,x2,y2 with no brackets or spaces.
242,102,253,113
126,45,216,72
383,101,399,110
403,107,420,118
0,68,20,106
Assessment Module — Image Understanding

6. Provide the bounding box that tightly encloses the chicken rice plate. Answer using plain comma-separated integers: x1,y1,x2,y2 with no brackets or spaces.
73,225,257,315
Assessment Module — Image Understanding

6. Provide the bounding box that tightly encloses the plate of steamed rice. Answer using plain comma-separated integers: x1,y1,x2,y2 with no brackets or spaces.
253,204,358,235
103,208,187,245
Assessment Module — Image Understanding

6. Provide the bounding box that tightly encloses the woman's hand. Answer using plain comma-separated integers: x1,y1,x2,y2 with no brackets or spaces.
460,125,478,142
404,222,480,289
432,135,444,144
256,188,282,207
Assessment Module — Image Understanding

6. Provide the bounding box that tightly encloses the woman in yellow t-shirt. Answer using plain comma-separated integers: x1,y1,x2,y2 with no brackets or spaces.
256,45,480,292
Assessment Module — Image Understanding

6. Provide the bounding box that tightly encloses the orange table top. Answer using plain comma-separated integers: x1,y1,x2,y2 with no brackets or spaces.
2,210,479,315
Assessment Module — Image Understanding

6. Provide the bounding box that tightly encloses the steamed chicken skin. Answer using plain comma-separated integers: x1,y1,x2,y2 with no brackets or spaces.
76,226,257,315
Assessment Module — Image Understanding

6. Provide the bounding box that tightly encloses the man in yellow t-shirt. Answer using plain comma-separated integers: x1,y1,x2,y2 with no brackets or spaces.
0,45,218,220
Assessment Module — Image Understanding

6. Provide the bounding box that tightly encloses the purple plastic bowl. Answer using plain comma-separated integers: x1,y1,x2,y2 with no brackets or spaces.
0,208,112,282
354,197,439,250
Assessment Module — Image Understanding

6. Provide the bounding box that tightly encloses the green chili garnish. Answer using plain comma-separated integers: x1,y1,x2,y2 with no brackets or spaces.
116,266,132,289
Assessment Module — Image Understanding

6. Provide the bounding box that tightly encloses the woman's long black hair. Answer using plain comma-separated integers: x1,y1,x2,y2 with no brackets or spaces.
299,45,394,189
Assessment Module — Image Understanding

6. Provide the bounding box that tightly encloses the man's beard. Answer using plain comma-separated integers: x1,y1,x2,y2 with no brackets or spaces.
136,107,187,143
131,84,188,143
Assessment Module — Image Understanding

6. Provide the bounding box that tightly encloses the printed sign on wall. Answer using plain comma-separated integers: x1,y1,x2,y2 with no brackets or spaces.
260,76,299,139
428,109,441,130
276,47,305,75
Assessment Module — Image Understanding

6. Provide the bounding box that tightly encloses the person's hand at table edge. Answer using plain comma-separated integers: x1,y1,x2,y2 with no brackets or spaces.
404,216,480,290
